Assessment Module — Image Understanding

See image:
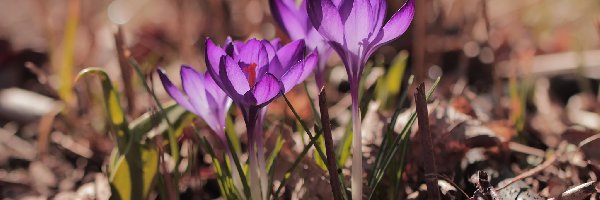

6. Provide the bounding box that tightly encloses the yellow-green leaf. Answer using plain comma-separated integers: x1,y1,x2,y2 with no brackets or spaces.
386,51,409,95
57,0,80,104
128,102,191,142
109,145,158,200
266,135,284,171
141,146,159,197
76,68,129,154
313,134,327,171
109,156,131,200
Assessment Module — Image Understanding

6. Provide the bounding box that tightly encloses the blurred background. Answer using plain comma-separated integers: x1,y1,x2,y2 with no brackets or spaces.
1,0,600,199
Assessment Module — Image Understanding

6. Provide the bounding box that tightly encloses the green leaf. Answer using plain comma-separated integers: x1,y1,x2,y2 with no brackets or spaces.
367,77,441,199
303,82,321,125
129,58,180,165
225,112,241,155
76,68,129,154
200,137,235,199
273,93,331,199
313,134,328,171
109,156,131,200
386,51,409,96
128,102,189,141
336,118,353,167
140,145,159,198
266,135,284,200
266,135,285,172
109,144,158,200
58,0,79,103
224,124,251,199
296,120,306,146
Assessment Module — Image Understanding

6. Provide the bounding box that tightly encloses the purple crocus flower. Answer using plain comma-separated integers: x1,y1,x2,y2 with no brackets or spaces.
158,66,251,196
205,38,317,109
306,0,415,198
158,65,232,145
269,0,332,89
205,37,317,199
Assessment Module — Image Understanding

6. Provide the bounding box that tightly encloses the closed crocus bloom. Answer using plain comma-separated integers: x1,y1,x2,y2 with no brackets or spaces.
158,65,232,145
269,0,332,89
307,0,414,86
158,66,251,197
306,0,414,199
205,37,316,200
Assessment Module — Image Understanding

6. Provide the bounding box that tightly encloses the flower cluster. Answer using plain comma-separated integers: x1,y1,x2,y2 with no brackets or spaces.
158,0,413,199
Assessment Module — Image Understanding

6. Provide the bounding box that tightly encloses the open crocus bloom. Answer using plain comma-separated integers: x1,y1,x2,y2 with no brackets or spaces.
158,65,232,144
206,37,317,200
270,0,332,89
205,38,317,109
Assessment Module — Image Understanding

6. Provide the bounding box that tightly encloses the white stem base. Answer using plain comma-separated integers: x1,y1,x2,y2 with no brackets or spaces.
351,96,363,200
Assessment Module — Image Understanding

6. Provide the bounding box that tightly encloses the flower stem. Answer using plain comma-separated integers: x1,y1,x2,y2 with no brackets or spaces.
318,87,343,200
244,107,262,200
254,111,268,199
351,85,363,200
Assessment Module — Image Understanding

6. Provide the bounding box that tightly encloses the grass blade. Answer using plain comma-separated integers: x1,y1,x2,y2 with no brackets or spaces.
129,58,180,168
367,77,440,199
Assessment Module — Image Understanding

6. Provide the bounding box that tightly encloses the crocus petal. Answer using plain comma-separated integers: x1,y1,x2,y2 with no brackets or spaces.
328,41,349,69
279,51,317,93
270,0,308,40
335,0,353,23
372,0,414,47
307,0,345,45
224,36,236,56
236,39,264,65
250,73,282,106
279,60,303,93
181,65,209,112
204,72,227,104
270,38,282,50
298,51,318,83
271,39,306,78
343,0,373,51
220,56,251,96
205,72,233,121
261,40,278,61
237,39,269,79
157,69,196,113
205,38,227,78
369,0,387,33
204,93,222,131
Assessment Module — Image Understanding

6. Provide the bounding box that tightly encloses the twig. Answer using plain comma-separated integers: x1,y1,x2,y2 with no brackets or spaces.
414,83,440,199
317,88,343,200
475,171,501,200
508,142,546,158
495,142,566,191
586,161,600,177
37,108,60,161
549,181,599,200
412,0,427,82
425,174,469,199
113,25,135,114
495,154,557,191
156,136,177,200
